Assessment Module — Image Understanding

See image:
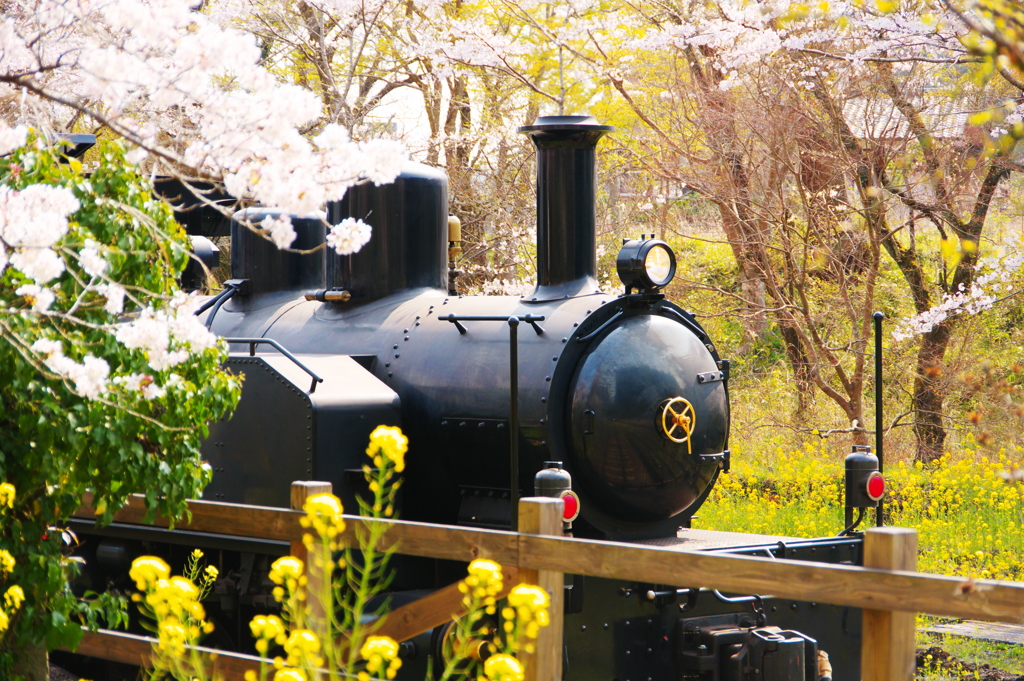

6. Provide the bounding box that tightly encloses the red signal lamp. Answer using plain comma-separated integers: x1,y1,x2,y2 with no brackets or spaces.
865,472,885,501
559,490,580,522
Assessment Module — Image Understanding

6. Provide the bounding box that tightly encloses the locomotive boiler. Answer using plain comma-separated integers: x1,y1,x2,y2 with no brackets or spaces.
68,116,880,681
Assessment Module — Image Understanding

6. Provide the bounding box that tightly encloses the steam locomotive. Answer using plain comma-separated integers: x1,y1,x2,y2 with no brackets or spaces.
68,117,884,681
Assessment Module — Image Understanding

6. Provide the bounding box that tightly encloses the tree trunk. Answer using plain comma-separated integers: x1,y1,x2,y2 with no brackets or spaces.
11,642,48,681
779,322,812,414
913,322,951,462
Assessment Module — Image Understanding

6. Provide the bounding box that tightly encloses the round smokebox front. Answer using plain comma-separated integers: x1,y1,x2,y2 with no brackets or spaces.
567,314,727,521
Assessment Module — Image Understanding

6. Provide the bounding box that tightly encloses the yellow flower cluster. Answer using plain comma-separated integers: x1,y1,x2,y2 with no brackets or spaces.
284,629,323,667
272,669,306,681
300,493,346,549
459,559,504,615
481,654,524,681
269,556,306,602
504,585,550,643
145,575,206,623
130,556,171,591
367,426,408,473
130,555,215,657
0,483,15,508
0,584,24,634
158,619,188,654
359,635,402,680
0,550,14,575
250,614,287,655
5,585,24,610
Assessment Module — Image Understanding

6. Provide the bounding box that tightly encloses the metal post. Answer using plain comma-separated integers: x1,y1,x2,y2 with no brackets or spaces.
874,311,884,527
508,317,521,531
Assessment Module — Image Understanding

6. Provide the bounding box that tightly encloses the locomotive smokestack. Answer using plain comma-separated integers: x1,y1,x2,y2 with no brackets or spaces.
519,116,614,300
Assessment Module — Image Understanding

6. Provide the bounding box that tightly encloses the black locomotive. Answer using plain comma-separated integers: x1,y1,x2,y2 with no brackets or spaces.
69,117,882,681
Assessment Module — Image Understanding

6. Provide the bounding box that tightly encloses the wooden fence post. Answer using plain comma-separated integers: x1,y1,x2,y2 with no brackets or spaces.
518,497,565,681
861,527,917,681
291,481,333,629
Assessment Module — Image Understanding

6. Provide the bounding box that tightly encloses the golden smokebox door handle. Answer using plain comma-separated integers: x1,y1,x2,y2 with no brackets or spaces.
660,397,695,453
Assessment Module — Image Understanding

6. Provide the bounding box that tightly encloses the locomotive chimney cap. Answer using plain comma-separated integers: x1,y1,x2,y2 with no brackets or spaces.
518,115,615,134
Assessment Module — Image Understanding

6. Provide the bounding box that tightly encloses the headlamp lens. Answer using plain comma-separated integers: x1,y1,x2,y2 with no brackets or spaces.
645,245,673,285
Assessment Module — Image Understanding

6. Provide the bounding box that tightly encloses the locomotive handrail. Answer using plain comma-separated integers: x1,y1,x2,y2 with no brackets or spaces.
574,307,623,343
438,313,546,335
224,337,324,393
661,305,710,342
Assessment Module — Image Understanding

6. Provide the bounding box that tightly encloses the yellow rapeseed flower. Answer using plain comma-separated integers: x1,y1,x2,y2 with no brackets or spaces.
361,635,402,677
482,654,524,681
0,550,14,575
250,614,287,654
284,629,321,666
300,493,346,540
273,669,307,681
0,483,15,509
158,619,188,654
367,426,408,472
269,556,304,587
4,585,24,610
130,556,170,591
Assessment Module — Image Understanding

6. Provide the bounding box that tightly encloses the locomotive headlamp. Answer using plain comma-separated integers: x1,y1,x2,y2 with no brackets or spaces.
616,237,677,294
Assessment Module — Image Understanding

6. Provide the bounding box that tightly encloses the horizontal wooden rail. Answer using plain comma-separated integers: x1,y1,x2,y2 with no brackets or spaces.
74,629,264,677
74,493,1024,624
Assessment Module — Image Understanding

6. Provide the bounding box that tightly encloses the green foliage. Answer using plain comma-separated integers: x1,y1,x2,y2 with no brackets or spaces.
0,137,239,672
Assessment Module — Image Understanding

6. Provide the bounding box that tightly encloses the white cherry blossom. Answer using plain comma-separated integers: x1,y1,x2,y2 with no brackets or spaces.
327,218,373,256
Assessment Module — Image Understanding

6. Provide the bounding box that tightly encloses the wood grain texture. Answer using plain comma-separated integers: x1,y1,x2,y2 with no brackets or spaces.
861,528,918,681
74,494,520,564
518,499,565,681
515,534,1024,623
67,629,263,680
73,493,1024,624
291,481,333,628
374,567,521,644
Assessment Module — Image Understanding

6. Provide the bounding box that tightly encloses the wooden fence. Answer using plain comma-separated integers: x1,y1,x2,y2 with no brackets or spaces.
65,482,1024,681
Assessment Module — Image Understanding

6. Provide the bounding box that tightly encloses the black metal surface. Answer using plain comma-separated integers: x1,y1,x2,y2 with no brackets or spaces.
535,461,572,497
231,208,326,295
326,163,448,306
568,313,727,522
615,238,677,294
874,311,884,527
519,116,614,300
57,133,96,159
201,353,400,511
152,178,235,237
224,338,324,392
845,446,880,527
561,534,862,681
181,236,220,291
206,287,728,540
